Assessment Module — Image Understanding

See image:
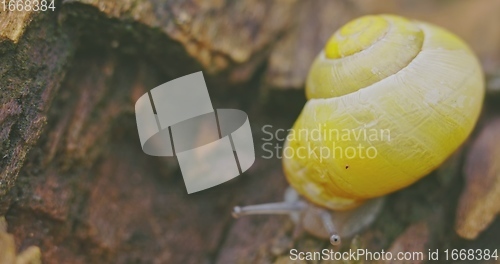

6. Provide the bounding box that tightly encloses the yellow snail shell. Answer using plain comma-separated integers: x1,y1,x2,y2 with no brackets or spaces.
232,14,484,246
283,14,484,211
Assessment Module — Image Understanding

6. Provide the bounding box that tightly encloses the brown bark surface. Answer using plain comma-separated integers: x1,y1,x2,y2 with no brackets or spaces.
1,0,499,263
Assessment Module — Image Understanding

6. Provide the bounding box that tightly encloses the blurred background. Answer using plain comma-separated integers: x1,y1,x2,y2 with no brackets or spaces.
0,0,499,263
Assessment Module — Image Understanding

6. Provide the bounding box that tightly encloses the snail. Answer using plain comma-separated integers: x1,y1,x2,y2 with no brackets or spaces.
233,14,484,245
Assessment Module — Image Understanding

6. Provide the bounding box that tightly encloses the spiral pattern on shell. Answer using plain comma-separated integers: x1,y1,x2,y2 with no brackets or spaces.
283,15,484,210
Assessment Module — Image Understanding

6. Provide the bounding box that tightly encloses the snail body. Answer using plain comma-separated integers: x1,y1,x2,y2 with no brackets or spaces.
234,15,484,245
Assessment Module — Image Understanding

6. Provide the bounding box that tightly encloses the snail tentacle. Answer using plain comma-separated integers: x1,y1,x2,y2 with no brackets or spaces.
319,209,341,246
232,201,307,218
